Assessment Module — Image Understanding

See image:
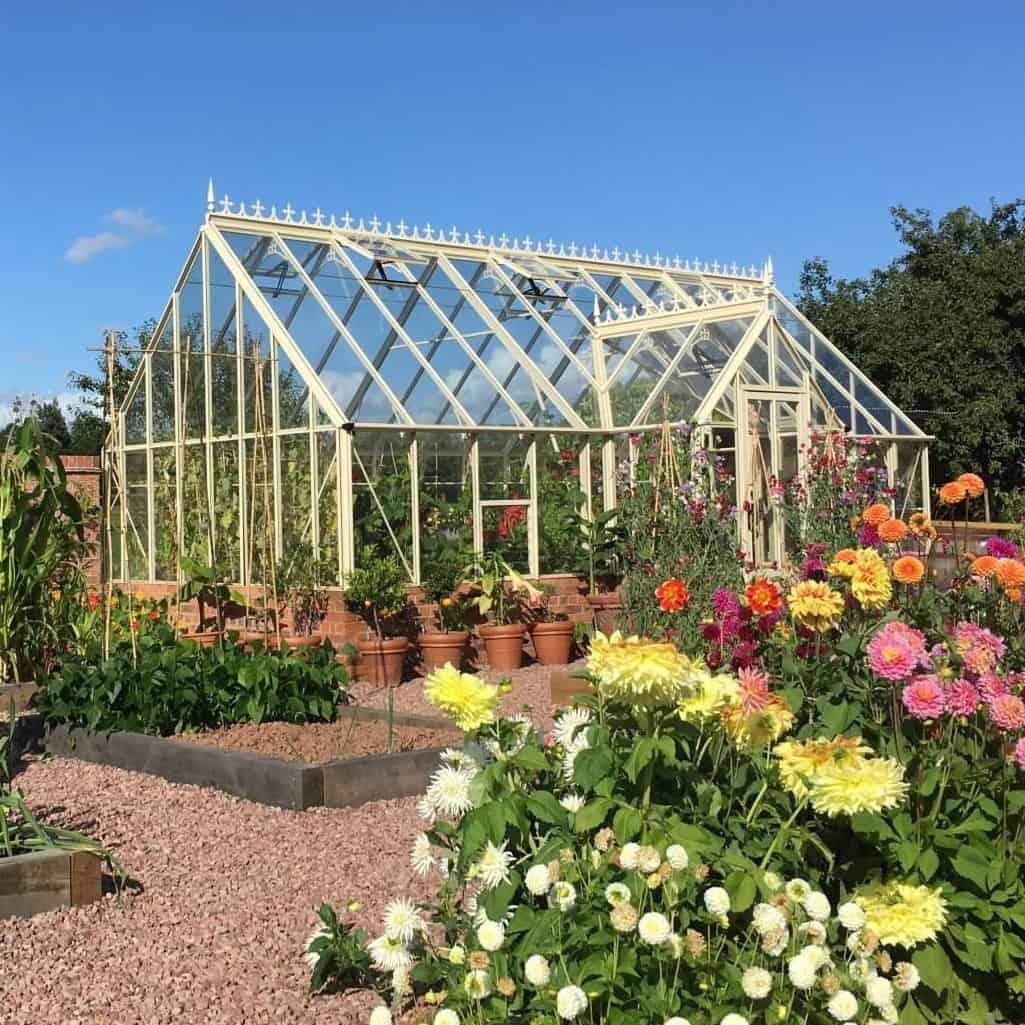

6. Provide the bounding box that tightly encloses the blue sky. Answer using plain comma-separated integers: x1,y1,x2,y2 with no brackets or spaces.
2,0,1023,414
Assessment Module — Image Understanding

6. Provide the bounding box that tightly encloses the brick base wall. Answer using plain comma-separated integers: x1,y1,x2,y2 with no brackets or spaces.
119,574,594,664
60,455,102,587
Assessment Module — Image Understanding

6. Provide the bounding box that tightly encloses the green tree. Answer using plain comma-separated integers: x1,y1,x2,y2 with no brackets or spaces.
797,201,1025,512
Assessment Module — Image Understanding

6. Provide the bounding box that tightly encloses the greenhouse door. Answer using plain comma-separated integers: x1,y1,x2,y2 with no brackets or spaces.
736,386,810,568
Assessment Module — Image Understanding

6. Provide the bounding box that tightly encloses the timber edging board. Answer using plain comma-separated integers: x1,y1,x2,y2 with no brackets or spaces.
0,848,102,919
44,725,324,811
40,702,456,811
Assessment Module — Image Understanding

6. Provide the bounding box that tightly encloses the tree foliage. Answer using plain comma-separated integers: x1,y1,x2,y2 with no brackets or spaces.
797,200,1025,514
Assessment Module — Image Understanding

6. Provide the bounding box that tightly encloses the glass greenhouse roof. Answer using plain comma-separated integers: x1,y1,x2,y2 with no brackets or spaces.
119,192,926,440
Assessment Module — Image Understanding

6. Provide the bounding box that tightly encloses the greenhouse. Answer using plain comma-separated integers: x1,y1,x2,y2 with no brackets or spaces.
109,187,931,586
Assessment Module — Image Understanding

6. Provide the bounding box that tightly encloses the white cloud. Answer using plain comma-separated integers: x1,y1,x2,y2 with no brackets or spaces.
64,207,165,265
108,207,165,236
0,390,84,428
65,231,129,264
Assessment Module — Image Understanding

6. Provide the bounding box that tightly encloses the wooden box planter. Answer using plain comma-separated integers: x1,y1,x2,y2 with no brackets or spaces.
40,704,458,812
0,848,102,919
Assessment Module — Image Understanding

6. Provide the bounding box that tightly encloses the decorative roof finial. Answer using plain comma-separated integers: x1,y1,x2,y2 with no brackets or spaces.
763,255,774,285
206,179,215,215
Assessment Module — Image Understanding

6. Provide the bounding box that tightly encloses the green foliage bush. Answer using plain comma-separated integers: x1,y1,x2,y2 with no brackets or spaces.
35,623,347,735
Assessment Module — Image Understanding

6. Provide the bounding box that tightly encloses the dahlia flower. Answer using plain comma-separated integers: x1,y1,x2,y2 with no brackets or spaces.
774,736,871,799
862,503,890,526
745,578,783,616
953,622,1006,674
741,966,772,999
424,664,500,731
892,555,925,584
850,549,893,609
1015,738,1025,771
988,692,1025,732
944,678,980,717
854,881,947,948
957,472,985,498
985,536,1020,559
555,984,588,1019
656,577,690,612
867,621,926,681
722,696,794,750
788,580,844,632
938,481,967,505
587,631,700,707
524,954,550,987
806,756,908,817
677,670,739,723
878,518,908,543
902,675,946,720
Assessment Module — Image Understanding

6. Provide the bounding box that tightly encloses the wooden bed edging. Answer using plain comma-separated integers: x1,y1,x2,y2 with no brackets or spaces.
0,848,102,919
41,708,455,812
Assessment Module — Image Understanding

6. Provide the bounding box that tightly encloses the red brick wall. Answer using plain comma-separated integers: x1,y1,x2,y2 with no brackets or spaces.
59,454,102,587
122,574,594,662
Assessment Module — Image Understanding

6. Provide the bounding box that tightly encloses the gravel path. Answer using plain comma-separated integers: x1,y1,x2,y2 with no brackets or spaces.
0,758,432,1024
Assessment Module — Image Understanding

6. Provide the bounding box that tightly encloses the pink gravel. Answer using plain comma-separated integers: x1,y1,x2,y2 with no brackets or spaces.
0,757,432,1024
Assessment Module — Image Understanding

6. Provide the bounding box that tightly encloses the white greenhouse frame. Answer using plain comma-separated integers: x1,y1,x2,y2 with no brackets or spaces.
107,186,931,585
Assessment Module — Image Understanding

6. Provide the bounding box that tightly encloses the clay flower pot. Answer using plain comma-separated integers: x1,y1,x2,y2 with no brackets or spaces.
356,637,410,687
587,591,623,637
479,623,525,671
281,632,324,650
530,621,575,666
419,631,469,673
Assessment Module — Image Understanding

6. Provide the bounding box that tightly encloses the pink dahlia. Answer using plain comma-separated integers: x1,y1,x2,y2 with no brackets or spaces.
859,523,881,547
902,675,946,721
1014,738,1025,771
985,536,1020,560
945,678,980,717
953,622,1007,676
978,671,1009,702
988,693,1025,733
867,622,927,681
736,665,772,712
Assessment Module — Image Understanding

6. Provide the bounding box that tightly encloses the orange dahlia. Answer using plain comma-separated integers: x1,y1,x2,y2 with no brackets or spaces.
892,555,925,585
655,577,690,612
970,555,1000,578
746,578,783,616
862,503,890,527
995,559,1025,592
957,473,985,499
878,518,908,544
938,481,967,505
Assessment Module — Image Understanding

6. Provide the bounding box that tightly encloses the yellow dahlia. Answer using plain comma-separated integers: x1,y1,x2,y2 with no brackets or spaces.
424,663,500,731
854,882,947,948
773,736,873,798
722,697,794,751
827,548,857,579
850,549,893,609
788,581,844,632
677,670,740,724
806,756,908,817
588,631,700,707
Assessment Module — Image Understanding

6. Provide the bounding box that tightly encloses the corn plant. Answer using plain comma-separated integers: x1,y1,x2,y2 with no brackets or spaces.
0,418,85,682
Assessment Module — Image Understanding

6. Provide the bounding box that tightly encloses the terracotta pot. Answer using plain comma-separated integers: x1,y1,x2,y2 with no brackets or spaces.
419,631,468,673
530,621,575,666
281,632,324,650
479,623,525,671
586,591,623,637
356,637,410,687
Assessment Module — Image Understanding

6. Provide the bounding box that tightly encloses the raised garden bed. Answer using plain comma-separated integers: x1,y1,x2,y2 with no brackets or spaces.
38,704,459,812
0,848,101,919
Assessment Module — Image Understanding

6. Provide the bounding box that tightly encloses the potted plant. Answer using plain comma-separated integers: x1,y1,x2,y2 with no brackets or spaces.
275,542,327,649
525,585,575,665
419,550,470,673
578,509,628,635
343,549,412,687
465,554,539,671
178,559,242,646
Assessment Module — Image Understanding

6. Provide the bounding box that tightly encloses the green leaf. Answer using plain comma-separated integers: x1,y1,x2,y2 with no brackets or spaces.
573,747,614,790
623,737,656,783
612,805,642,844
724,870,757,913
511,745,549,772
952,846,991,890
918,847,940,881
912,944,953,994
573,797,615,832
524,790,566,826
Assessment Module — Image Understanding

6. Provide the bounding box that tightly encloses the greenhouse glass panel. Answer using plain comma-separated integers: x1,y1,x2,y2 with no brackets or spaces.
352,431,414,579
537,434,588,575
125,452,149,579
244,436,275,585
153,448,177,580
212,441,242,581
418,431,474,577
317,430,341,584
151,317,176,444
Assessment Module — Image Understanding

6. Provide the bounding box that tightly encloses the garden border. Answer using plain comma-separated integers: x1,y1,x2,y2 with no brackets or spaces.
36,703,456,811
